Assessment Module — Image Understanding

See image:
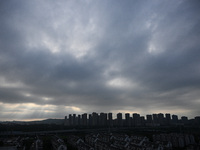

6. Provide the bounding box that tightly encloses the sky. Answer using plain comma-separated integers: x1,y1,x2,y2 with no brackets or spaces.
0,0,200,121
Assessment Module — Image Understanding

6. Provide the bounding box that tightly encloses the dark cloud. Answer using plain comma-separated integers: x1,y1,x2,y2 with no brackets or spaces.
0,0,200,120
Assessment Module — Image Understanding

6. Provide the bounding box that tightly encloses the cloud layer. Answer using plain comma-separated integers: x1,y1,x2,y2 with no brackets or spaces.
0,0,200,120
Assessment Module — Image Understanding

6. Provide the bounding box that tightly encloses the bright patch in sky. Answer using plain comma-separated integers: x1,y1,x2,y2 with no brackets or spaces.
107,77,136,89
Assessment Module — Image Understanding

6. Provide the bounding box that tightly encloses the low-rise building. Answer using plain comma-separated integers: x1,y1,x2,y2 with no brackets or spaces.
51,135,67,150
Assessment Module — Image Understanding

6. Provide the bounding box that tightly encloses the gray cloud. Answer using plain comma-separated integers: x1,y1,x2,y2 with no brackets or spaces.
0,0,200,120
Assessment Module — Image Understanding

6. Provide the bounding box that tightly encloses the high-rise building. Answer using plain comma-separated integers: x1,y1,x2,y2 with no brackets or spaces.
146,115,153,123
89,114,92,126
140,116,145,126
77,115,81,126
82,113,87,126
181,116,188,124
104,113,107,126
165,113,171,125
108,113,113,127
132,113,140,126
69,114,72,126
117,113,123,127
73,114,76,126
172,114,178,123
92,112,98,126
158,113,164,125
125,113,131,127
100,113,107,126
195,116,200,125
64,116,68,126
153,114,158,124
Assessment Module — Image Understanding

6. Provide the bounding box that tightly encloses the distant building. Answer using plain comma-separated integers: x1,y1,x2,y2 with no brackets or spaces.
117,113,123,127
125,113,131,127
92,112,98,126
172,114,178,124
69,114,72,126
140,116,145,126
181,116,188,124
64,116,68,126
132,113,140,126
158,113,164,125
146,115,153,124
89,114,92,126
194,116,200,125
165,113,171,125
82,113,87,126
78,115,81,126
108,113,113,127
99,113,107,126
73,114,76,126
153,114,158,124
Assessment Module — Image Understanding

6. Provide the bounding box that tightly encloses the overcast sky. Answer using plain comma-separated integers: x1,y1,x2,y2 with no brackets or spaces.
0,0,200,121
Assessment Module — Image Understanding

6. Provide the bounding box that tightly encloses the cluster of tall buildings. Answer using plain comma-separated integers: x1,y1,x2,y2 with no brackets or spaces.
64,112,200,127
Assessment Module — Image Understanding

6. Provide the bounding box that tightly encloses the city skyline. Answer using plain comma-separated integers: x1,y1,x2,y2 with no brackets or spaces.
0,111,199,122
1,0,200,121
64,112,200,127
63,112,199,120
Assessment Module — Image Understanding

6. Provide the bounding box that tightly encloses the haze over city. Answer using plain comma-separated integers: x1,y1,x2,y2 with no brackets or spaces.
0,0,200,121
